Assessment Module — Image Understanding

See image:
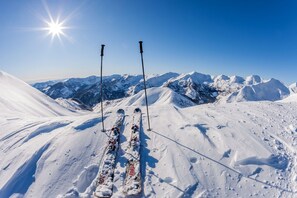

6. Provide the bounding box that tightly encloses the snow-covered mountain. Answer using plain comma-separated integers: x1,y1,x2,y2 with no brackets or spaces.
164,72,217,104
55,98,93,112
0,71,74,117
225,78,290,103
32,71,294,108
1,71,297,198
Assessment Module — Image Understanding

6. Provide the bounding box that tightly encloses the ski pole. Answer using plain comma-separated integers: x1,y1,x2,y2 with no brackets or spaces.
100,44,106,132
139,41,151,131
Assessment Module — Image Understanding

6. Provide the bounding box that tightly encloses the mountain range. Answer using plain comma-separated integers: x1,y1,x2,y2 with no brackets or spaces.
32,72,293,109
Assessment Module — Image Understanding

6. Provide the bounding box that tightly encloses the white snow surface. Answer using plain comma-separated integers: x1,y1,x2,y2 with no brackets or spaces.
280,93,297,103
168,71,213,85
0,71,74,117
55,98,91,112
225,78,290,102
0,72,297,198
117,87,196,108
245,75,262,85
289,83,297,94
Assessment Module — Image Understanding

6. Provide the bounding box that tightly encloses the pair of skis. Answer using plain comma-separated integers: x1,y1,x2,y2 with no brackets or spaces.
94,108,142,198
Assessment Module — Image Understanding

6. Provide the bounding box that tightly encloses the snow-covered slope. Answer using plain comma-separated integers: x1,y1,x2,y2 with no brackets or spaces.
0,71,74,117
289,82,297,93
245,75,262,85
280,93,297,103
1,72,297,198
117,87,196,108
225,78,290,102
55,98,92,112
164,72,217,104
133,72,179,94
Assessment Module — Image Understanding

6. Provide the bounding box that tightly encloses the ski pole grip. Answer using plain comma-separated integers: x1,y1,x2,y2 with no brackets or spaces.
139,41,143,53
101,44,105,56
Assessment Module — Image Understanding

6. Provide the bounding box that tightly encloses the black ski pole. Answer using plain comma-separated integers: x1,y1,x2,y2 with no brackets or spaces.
100,44,106,132
139,41,151,131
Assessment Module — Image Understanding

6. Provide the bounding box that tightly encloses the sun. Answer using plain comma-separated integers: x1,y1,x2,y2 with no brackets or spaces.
44,19,67,40
48,20,64,37
34,0,75,44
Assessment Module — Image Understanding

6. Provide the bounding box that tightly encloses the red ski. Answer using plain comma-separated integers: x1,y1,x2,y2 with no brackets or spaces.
123,108,142,195
94,109,125,198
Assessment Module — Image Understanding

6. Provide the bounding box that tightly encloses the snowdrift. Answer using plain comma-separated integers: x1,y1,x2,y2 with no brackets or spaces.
0,71,73,117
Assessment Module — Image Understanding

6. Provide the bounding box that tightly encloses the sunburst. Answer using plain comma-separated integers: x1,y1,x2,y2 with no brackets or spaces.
44,18,68,42
16,1,77,44
39,0,73,44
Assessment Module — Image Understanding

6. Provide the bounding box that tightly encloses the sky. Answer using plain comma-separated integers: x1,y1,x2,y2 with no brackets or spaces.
0,0,297,84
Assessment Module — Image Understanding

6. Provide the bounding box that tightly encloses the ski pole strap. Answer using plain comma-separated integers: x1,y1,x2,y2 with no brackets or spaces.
139,41,143,53
101,44,105,56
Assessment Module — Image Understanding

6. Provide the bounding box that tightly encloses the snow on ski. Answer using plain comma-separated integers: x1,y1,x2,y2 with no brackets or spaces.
94,109,125,198
123,108,142,195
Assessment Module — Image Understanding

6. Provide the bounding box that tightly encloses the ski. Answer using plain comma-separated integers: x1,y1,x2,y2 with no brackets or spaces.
94,109,125,198
123,108,142,195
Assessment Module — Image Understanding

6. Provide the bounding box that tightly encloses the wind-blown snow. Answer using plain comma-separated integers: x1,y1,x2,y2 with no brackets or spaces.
0,71,74,117
0,71,297,198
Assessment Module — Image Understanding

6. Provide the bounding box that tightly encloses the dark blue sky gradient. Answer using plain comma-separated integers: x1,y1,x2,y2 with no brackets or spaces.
0,0,297,84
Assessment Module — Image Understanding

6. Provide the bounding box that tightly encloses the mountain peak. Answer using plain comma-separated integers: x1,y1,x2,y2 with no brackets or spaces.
246,75,262,85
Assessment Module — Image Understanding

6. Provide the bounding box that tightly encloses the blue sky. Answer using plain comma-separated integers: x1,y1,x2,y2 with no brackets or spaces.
0,0,297,84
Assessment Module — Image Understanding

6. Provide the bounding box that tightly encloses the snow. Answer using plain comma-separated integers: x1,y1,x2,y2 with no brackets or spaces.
0,71,297,198
117,87,196,108
133,72,179,93
229,75,245,84
225,78,290,102
281,93,297,103
33,71,295,108
289,82,297,93
55,98,92,111
245,75,262,85
0,71,74,117
168,71,213,85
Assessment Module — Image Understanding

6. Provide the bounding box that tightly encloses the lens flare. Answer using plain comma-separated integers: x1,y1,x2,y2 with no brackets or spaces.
47,20,64,36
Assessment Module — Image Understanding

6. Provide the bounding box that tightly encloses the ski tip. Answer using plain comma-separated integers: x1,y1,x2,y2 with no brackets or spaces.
117,109,125,114
134,108,141,113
